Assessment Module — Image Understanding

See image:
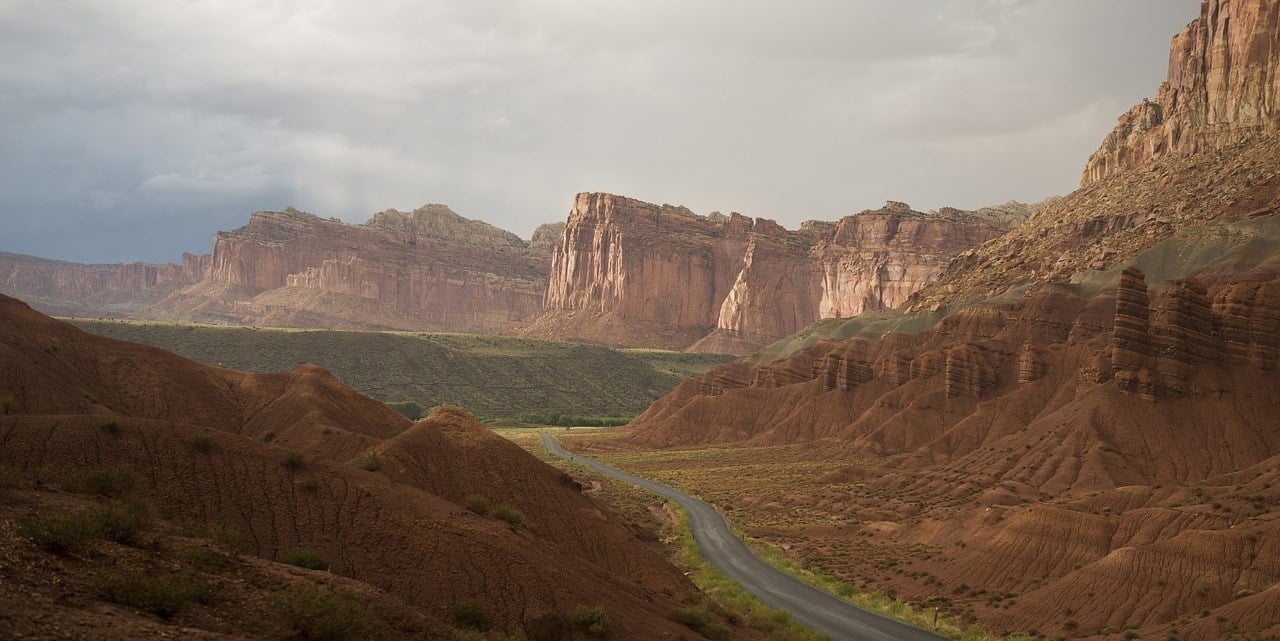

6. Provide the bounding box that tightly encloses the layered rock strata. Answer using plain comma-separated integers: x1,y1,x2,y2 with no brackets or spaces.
1083,0,1280,184
528,194,1015,354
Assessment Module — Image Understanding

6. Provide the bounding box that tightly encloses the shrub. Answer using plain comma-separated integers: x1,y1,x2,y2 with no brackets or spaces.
282,451,305,468
189,433,214,453
669,606,731,640
100,420,120,435
94,567,210,619
94,501,152,545
0,393,17,414
262,430,277,443
353,450,383,472
570,605,611,638
299,476,319,491
63,466,138,497
451,599,487,630
206,523,246,551
280,547,328,571
492,504,524,532
0,464,22,489
20,510,100,554
271,584,368,641
463,495,489,516
386,400,427,421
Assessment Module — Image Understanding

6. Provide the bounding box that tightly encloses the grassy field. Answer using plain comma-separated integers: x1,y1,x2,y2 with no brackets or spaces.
69,319,732,419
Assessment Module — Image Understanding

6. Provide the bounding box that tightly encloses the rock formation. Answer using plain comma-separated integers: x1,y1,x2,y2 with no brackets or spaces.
0,251,209,318
1082,0,1280,184
525,193,1016,354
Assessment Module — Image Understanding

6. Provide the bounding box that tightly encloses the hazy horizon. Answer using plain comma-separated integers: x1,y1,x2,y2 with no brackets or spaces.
2,0,1200,263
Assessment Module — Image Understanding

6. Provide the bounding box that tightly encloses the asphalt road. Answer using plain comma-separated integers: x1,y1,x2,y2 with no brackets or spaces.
540,431,947,641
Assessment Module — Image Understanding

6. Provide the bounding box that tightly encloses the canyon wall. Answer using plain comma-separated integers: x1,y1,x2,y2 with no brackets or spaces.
1082,0,1280,184
527,194,1015,354
149,205,552,332
0,251,208,318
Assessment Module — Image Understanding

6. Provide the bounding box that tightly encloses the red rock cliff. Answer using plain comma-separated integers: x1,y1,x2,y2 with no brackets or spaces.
0,251,208,317
1083,0,1280,184
531,193,1013,354
155,204,551,332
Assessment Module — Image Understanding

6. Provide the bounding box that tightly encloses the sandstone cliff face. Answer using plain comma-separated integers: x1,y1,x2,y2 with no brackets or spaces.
0,251,208,317
156,204,552,332
530,193,1013,354
1083,0,1280,184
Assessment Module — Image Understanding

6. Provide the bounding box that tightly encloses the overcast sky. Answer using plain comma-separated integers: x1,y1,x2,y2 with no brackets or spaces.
1,0,1201,263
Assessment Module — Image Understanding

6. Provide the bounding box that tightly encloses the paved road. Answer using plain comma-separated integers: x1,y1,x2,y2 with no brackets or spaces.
540,431,947,641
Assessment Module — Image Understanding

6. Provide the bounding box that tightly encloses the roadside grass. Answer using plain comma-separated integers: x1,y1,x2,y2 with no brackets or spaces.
539,434,1024,641
68,318,731,419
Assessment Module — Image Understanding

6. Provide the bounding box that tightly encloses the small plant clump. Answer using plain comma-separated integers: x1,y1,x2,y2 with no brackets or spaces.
94,567,211,619
491,504,524,532
1,393,19,414
189,432,214,453
282,451,305,468
279,547,328,571
463,495,489,516
451,599,488,630
353,449,383,472
20,510,102,554
570,604,611,638
62,466,138,498
271,584,368,641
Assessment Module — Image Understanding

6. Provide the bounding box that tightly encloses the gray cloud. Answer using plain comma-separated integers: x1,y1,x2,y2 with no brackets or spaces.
0,0,1200,262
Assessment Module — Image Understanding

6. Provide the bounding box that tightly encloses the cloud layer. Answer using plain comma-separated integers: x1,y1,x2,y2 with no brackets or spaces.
1,0,1200,262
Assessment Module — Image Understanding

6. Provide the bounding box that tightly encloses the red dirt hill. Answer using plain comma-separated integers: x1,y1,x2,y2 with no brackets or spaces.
0,292,717,640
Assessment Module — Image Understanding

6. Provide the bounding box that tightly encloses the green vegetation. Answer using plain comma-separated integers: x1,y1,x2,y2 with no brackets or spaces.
667,510,830,641
94,567,211,619
20,510,103,554
62,466,138,498
569,605,611,638
189,432,214,452
69,319,733,418
514,411,632,427
280,547,328,570
352,449,383,472
271,584,368,641
463,495,489,516
0,393,17,414
451,599,488,630
386,400,427,420
491,504,524,532
282,450,306,468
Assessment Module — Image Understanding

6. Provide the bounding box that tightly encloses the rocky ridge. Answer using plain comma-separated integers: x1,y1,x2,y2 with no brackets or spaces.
523,193,1017,354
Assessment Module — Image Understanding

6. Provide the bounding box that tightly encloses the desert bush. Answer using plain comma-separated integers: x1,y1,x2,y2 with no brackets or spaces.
491,504,524,531
570,604,611,638
280,547,328,571
271,584,368,641
94,501,152,545
94,567,210,619
20,510,100,554
189,433,214,453
206,523,246,551
451,599,488,630
282,451,305,468
353,450,383,472
100,420,120,435
463,495,489,516
0,464,22,489
0,393,17,414
299,475,319,491
262,430,277,443
63,466,138,497
386,400,426,421
669,606,731,639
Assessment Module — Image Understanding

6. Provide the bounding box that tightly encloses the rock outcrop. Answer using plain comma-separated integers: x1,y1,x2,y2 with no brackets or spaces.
1082,0,1280,184
525,193,1016,354
0,251,208,318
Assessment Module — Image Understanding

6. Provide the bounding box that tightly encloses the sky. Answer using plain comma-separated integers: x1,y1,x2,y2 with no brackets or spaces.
0,0,1202,264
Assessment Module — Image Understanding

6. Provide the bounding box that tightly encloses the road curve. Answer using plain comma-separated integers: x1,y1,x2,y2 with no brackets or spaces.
540,431,947,641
